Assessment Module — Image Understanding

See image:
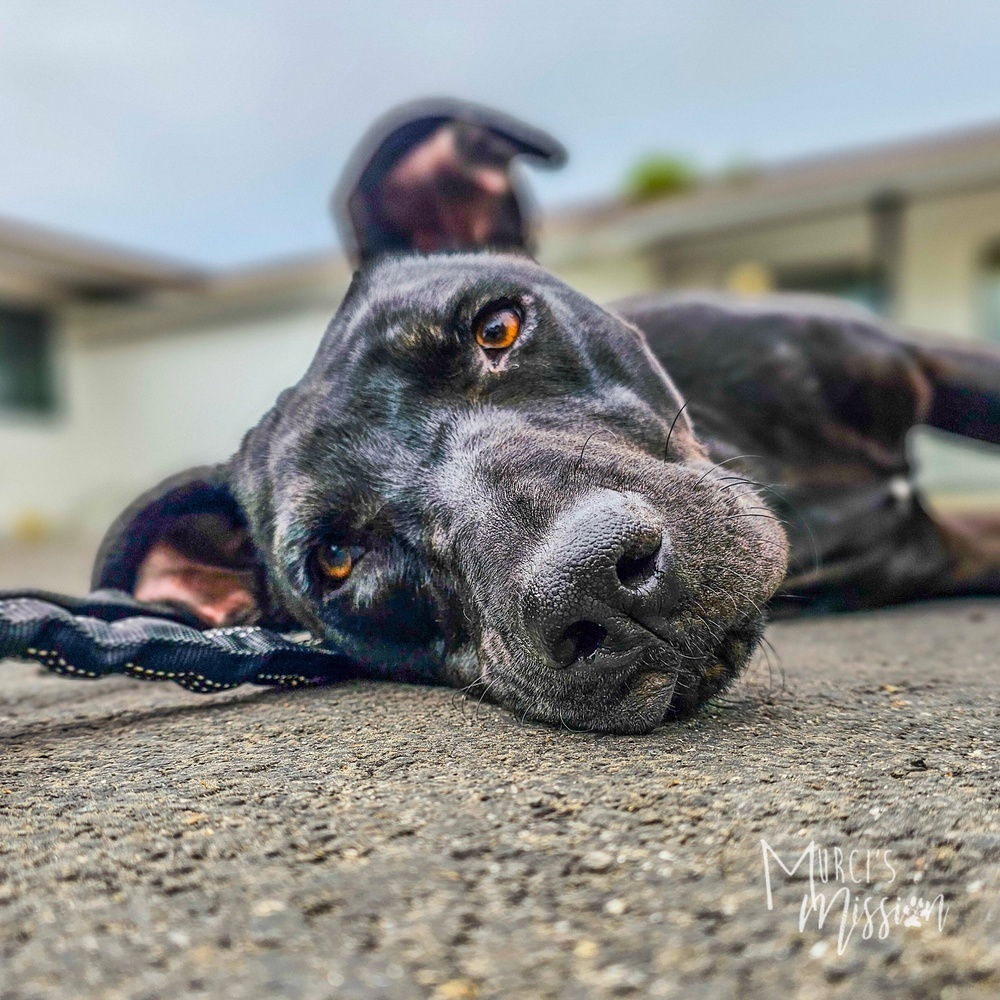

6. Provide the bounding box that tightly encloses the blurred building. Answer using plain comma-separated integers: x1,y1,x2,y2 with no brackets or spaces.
540,119,1000,331
5,120,1000,541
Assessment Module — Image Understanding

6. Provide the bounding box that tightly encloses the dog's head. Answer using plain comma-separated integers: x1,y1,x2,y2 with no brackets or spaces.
111,254,788,733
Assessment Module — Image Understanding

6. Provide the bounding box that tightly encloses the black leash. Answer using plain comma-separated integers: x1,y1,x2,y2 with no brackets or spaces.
0,589,356,694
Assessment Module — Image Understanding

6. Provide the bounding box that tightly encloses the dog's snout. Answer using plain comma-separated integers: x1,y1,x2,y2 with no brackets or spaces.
522,491,679,669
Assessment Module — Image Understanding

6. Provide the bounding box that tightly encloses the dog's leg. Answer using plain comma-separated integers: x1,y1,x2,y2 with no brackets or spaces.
778,336,1000,610
916,340,1000,445
928,511,1000,594
910,339,1000,595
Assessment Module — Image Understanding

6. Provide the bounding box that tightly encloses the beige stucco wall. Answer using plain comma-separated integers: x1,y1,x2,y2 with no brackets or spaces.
541,250,661,303
0,296,343,540
644,210,873,291
897,185,1000,338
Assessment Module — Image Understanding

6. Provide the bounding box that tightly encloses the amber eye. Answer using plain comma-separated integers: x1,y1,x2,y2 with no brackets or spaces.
474,304,521,351
317,543,354,584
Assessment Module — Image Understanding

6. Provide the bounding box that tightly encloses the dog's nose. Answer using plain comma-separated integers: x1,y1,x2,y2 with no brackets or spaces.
521,491,678,668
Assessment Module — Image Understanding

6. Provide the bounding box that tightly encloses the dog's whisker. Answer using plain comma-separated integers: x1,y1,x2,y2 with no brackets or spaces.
451,686,470,718
714,477,823,580
704,582,770,622
452,675,491,720
694,454,765,487
662,397,693,462
735,590,764,616
759,633,783,667
756,634,788,699
573,428,620,475
473,675,501,722
716,478,761,493
558,712,595,734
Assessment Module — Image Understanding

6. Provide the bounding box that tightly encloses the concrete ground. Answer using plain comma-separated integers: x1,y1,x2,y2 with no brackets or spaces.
1,543,999,999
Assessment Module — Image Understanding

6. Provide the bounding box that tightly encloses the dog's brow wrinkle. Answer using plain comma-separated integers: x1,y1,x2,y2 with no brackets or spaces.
391,323,446,352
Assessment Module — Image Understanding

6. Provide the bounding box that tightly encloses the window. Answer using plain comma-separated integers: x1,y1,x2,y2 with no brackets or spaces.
775,263,888,314
0,305,54,415
979,241,1000,343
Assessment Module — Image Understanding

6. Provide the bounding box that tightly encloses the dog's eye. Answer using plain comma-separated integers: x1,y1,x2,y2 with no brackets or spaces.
316,542,358,586
474,304,521,351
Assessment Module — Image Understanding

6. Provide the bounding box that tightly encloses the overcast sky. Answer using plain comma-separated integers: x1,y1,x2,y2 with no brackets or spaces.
4,0,1000,269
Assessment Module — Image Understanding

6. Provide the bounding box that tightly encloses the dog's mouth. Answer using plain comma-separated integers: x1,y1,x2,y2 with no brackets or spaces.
474,608,765,735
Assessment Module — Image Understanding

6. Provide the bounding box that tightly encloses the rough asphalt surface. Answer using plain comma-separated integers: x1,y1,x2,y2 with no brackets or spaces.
1,546,998,998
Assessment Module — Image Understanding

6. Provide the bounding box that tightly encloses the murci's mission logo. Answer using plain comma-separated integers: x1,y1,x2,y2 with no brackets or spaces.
761,840,950,955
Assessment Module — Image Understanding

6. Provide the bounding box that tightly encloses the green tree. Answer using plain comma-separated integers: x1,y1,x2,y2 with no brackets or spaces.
624,154,699,202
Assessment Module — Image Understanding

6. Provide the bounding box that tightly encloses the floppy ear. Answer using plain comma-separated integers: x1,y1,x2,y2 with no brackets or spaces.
0,466,365,694
0,466,448,694
333,98,566,264
93,465,280,629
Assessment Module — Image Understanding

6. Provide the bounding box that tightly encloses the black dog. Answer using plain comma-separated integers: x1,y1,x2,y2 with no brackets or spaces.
80,252,782,734
77,252,1000,734
4,104,1000,733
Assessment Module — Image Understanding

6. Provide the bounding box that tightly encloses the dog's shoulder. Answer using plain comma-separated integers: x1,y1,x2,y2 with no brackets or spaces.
611,289,897,356
612,289,932,458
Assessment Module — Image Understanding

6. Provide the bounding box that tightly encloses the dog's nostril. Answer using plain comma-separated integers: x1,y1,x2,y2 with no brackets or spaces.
553,620,608,666
615,540,661,589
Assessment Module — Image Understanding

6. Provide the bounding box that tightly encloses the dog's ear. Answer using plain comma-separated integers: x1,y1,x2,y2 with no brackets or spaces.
333,98,566,264
93,466,272,628
0,465,363,695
